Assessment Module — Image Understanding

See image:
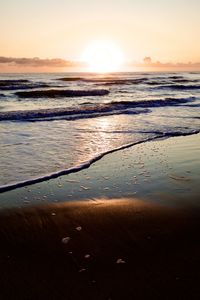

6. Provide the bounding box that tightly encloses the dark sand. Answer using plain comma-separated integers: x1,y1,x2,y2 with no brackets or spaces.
0,199,200,299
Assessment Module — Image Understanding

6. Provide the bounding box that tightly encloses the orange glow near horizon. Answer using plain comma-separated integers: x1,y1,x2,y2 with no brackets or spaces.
1,1,200,72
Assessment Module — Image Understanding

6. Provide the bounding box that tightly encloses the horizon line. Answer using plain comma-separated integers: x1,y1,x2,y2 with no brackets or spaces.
0,56,200,72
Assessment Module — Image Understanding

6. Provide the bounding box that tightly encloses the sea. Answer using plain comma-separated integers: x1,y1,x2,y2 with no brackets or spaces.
0,72,200,191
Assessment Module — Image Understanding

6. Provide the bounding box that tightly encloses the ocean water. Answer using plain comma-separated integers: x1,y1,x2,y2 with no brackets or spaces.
0,72,200,190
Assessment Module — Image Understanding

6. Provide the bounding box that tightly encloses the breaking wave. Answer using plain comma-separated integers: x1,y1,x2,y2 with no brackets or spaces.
0,79,51,91
57,76,200,87
156,84,200,90
110,97,196,107
0,96,195,122
15,89,110,98
0,107,149,122
57,77,84,81
171,79,199,83
58,77,149,85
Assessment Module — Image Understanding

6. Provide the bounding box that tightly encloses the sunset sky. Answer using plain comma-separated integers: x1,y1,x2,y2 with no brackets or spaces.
1,0,200,71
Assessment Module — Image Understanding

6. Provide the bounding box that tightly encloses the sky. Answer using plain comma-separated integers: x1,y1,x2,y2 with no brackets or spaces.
1,0,200,71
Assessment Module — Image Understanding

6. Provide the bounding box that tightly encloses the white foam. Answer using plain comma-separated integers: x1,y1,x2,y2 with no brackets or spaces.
0,130,199,193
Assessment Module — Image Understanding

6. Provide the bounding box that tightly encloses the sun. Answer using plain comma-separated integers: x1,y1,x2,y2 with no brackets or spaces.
82,40,124,73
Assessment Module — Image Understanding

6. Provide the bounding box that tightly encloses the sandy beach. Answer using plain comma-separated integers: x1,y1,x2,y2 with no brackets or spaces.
0,133,200,299
1,0,200,298
0,199,200,299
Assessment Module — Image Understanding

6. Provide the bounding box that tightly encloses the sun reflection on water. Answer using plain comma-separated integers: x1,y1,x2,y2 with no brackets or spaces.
73,114,144,167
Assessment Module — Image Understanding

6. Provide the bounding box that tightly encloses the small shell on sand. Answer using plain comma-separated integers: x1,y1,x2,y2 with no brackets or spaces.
23,200,30,204
116,258,126,264
169,175,190,181
66,179,80,183
76,226,82,231
80,185,90,190
61,237,71,244
79,268,86,273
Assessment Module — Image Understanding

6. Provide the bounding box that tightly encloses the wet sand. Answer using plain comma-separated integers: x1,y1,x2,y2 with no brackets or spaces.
1,133,200,209
0,199,200,299
0,134,200,299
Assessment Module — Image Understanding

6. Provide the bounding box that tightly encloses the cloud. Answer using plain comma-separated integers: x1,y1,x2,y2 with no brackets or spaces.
0,56,200,72
143,57,152,64
0,56,85,68
133,57,200,70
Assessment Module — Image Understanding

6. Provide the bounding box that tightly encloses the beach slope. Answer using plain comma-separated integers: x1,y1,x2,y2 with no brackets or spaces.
0,199,199,299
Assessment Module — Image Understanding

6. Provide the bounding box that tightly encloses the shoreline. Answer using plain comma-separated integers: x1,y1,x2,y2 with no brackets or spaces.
0,134,162,193
0,130,200,298
1,130,199,194
0,131,200,209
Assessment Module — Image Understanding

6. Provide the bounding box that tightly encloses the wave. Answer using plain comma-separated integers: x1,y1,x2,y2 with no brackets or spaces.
0,79,29,85
146,79,199,86
57,77,84,81
94,78,149,85
156,84,200,90
0,96,195,122
0,79,51,91
57,76,199,87
171,79,199,83
145,81,170,86
109,96,195,108
0,107,150,122
58,77,149,85
168,76,184,79
180,103,200,107
0,130,199,193
160,115,200,120
57,76,124,82
15,89,110,98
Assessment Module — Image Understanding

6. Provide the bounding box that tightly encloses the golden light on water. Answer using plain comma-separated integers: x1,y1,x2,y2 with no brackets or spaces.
82,40,124,73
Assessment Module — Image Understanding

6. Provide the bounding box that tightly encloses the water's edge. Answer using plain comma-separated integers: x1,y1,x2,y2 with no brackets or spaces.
1,130,199,193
